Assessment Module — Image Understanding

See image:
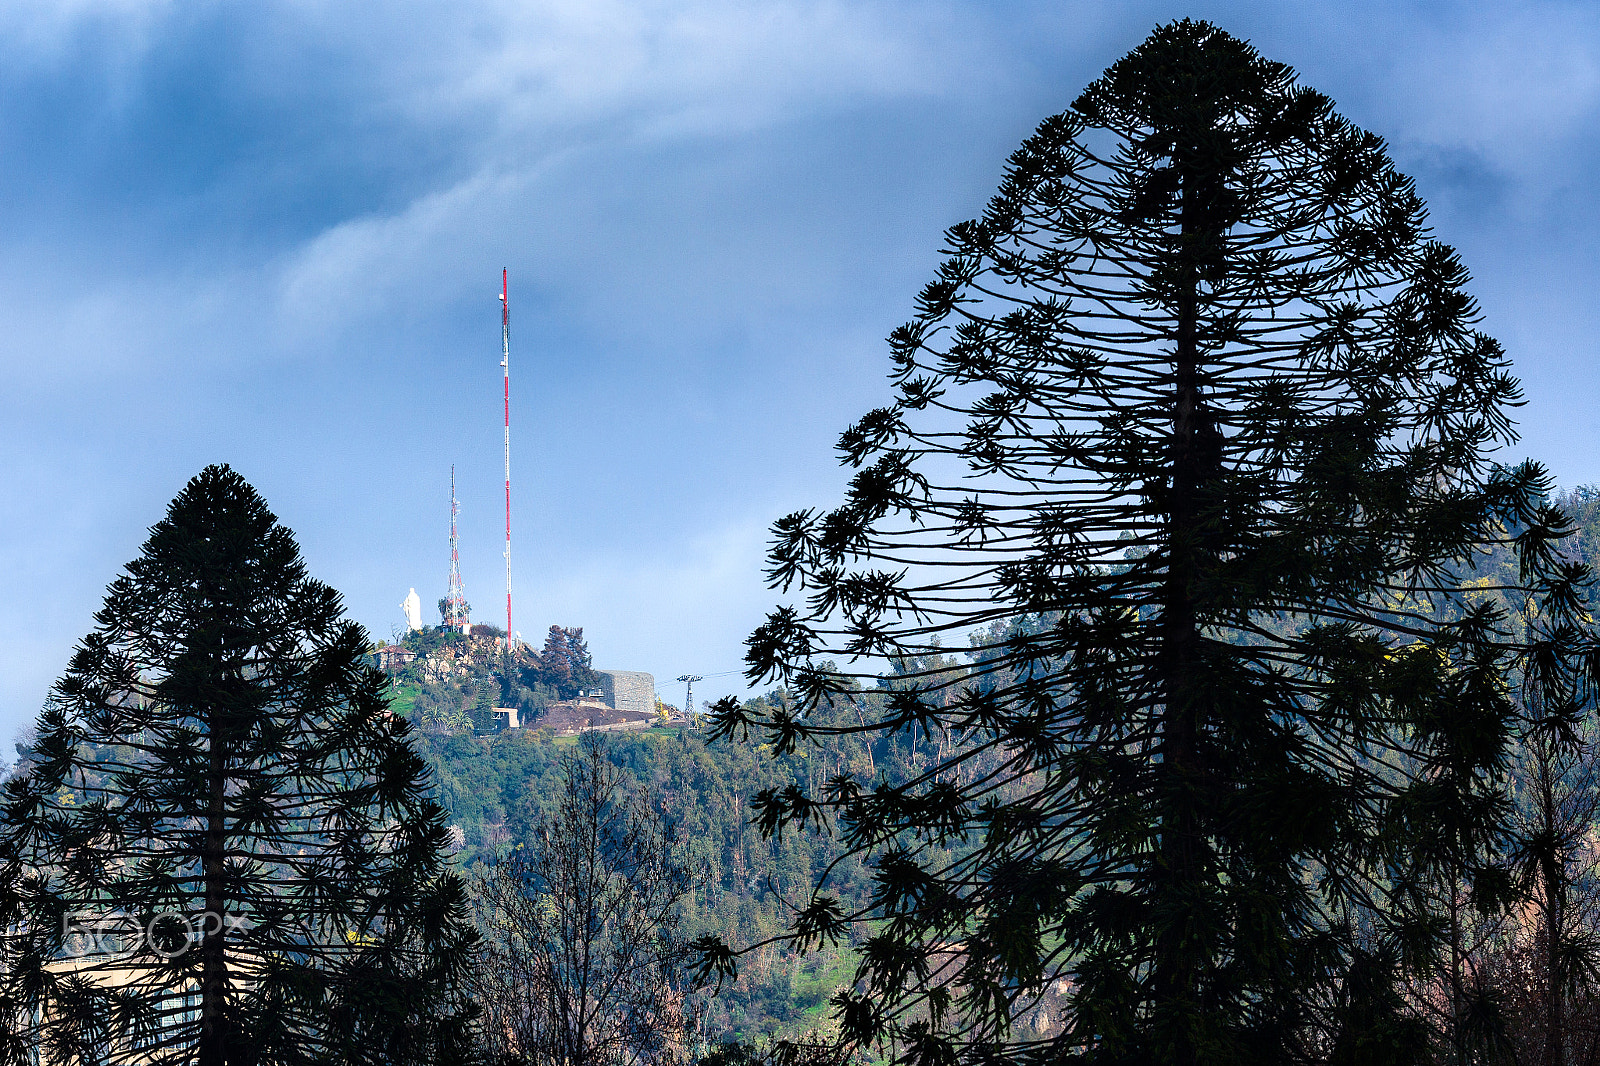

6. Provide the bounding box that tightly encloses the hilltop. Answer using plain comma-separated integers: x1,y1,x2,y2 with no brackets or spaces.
373,622,666,736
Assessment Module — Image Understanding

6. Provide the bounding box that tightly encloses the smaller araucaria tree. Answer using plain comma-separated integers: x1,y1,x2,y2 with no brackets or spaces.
0,465,479,1066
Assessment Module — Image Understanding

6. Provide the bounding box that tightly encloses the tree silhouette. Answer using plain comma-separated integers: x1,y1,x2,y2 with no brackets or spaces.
705,21,1597,1066
1484,711,1600,1066
0,465,479,1066
474,734,697,1066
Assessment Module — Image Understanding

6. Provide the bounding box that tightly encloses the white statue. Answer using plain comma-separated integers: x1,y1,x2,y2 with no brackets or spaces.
401,588,423,632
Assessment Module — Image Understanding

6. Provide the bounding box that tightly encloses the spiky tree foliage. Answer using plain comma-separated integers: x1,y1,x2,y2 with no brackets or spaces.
703,21,1598,1066
0,465,479,1066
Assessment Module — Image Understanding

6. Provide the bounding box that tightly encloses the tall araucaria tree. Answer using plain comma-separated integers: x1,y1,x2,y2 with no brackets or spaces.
0,465,479,1066
702,21,1599,1066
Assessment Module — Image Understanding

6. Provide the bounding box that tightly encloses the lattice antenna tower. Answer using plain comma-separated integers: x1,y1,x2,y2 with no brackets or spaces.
500,269,513,653
445,465,470,632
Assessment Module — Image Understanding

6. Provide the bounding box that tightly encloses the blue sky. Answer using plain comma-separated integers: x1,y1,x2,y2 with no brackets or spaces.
1,0,1597,742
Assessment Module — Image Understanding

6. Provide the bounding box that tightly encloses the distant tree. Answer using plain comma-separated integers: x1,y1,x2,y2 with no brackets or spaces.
705,21,1596,1066
6,725,35,778
0,465,480,1066
411,678,473,737
439,597,472,629
536,626,602,700
472,677,502,735
1479,711,1600,1066
473,733,698,1066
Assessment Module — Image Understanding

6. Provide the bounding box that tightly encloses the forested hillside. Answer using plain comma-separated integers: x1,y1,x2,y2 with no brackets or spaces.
409,696,932,1042
399,487,1600,1047
24,488,1597,1048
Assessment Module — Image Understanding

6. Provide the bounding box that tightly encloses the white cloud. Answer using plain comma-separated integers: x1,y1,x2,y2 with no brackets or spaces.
0,0,175,42
273,166,523,339
259,1,987,348
0,0,183,90
1374,5,1600,181
423,0,968,136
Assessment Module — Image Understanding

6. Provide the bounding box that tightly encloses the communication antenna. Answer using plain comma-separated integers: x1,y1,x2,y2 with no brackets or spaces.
500,269,513,653
445,467,469,632
676,674,703,721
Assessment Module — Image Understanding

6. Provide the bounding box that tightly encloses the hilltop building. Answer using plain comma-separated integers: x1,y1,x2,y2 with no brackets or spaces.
531,673,657,734
596,670,655,720
371,635,658,736
374,644,417,672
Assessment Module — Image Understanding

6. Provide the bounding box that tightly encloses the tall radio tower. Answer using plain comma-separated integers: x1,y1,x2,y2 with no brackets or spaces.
445,466,469,632
500,269,513,653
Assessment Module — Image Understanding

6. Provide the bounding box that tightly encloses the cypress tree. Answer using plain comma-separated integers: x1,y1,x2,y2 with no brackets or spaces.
704,21,1597,1066
0,465,479,1065
537,625,600,700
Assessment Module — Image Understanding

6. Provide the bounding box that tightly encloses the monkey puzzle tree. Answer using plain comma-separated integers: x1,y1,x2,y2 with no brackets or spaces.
703,21,1597,1066
0,465,479,1066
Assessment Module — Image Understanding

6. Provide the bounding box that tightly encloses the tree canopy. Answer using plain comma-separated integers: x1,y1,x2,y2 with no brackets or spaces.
0,465,479,1066
707,20,1598,1066
535,625,602,700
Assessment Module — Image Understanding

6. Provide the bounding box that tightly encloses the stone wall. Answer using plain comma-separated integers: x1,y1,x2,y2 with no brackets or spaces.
596,670,656,718
583,718,653,734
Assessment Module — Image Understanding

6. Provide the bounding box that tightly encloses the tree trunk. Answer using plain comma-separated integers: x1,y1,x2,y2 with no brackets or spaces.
1156,174,1206,1066
1543,759,1566,1066
1448,878,1467,1066
199,718,228,1066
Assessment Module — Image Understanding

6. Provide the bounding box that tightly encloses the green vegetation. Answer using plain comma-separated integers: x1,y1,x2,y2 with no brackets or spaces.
386,680,422,718
375,622,606,736
384,682,945,1044
474,734,699,1066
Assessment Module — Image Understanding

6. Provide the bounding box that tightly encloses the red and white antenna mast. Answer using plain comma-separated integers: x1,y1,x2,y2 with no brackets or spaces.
500,270,513,653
